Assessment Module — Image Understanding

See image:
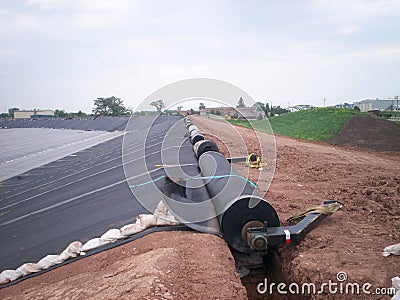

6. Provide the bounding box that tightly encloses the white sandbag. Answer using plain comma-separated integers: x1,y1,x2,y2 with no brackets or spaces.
154,201,169,215
120,223,143,237
138,214,157,228
36,255,62,269
393,276,400,290
383,243,400,257
134,217,142,226
81,238,110,252
58,241,83,261
16,263,41,276
0,270,23,284
153,200,180,226
100,229,123,242
156,212,180,226
392,277,400,300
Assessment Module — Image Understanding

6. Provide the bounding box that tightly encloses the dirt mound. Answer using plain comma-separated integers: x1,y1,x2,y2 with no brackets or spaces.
328,115,400,151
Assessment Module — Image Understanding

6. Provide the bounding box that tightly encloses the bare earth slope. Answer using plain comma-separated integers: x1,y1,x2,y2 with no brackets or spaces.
192,115,400,299
328,115,400,151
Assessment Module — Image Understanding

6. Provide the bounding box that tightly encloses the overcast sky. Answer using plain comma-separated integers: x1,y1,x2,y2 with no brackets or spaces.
0,0,399,113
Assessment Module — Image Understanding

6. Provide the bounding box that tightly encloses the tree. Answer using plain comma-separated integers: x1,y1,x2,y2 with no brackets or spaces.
265,103,271,117
54,109,87,118
253,102,267,118
199,103,205,110
177,105,183,113
150,99,165,112
93,96,132,116
270,105,289,116
237,97,246,108
76,110,86,117
254,102,265,112
54,109,67,117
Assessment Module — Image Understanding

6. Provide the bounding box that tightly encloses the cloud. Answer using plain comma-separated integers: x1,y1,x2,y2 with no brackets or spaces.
15,13,41,29
314,0,400,19
338,26,360,36
0,0,399,113
26,0,78,11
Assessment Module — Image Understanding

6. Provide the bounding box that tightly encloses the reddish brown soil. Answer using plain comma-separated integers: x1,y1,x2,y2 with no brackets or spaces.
328,115,400,151
192,115,400,299
0,232,247,300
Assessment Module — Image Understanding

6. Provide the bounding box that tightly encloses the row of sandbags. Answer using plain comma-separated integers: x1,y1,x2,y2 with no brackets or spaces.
0,201,179,285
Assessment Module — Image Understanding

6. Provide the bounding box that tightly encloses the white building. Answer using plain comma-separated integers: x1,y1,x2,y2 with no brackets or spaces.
14,110,55,119
287,105,316,112
353,99,395,112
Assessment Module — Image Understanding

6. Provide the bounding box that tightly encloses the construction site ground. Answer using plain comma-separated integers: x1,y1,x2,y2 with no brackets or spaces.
1,115,399,299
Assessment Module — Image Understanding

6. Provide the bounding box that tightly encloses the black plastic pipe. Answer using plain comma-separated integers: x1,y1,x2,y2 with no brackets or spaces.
198,151,280,253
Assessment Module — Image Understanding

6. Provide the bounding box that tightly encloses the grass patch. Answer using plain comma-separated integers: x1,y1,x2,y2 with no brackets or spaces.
228,107,364,141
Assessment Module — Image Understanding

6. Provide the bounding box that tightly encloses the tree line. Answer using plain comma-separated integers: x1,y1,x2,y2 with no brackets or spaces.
1,96,290,119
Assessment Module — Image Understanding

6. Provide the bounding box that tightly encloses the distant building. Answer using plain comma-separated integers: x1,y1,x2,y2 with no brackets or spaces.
199,107,261,119
287,105,316,112
353,99,394,112
14,109,55,119
334,103,354,109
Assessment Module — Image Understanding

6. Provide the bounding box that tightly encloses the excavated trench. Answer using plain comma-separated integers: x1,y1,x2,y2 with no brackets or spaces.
242,252,285,300
188,116,314,299
241,250,310,300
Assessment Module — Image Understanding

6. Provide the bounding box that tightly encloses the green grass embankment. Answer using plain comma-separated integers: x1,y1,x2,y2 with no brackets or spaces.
228,107,364,141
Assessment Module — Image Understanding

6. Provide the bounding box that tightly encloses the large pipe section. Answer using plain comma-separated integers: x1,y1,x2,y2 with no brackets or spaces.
198,151,280,253
193,140,219,158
